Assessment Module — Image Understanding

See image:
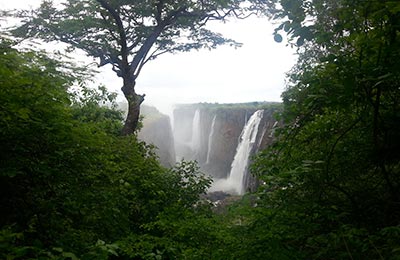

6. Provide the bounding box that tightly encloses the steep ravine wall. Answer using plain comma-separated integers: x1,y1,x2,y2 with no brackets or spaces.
203,108,257,178
173,103,280,192
173,106,255,177
135,103,280,193
137,106,176,167
243,109,279,192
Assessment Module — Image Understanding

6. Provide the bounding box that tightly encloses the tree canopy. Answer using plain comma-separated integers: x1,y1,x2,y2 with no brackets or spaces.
10,0,263,134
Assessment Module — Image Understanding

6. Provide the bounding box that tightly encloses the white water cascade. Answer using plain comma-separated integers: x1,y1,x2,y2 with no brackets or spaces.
191,109,201,154
206,114,217,164
209,110,264,195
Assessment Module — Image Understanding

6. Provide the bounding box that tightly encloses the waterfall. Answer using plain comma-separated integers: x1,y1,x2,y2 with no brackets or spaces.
228,110,263,194
209,110,264,195
206,114,217,164
191,109,201,153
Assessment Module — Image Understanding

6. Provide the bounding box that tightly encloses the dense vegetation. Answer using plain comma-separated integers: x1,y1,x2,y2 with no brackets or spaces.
249,0,400,258
2,0,400,259
0,40,216,259
173,101,282,112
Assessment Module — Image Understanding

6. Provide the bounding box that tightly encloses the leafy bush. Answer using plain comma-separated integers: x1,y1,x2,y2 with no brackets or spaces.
0,39,215,259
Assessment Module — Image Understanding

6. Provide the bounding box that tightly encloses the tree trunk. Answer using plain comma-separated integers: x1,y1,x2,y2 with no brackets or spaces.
121,78,145,136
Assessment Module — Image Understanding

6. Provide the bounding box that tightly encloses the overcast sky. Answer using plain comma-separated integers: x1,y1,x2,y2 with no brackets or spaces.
1,0,296,114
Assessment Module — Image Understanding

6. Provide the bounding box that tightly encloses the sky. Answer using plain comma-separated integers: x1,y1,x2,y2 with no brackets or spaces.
0,0,296,114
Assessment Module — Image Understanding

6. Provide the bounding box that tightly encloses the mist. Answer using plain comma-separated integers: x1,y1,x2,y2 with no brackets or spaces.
137,103,280,195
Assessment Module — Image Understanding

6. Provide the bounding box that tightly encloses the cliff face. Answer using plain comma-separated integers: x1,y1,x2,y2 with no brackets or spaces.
205,108,257,178
173,103,280,192
243,109,280,192
138,106,176,167
134,102,279,193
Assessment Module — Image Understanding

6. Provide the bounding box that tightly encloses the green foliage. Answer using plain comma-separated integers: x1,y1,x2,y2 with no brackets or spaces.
8,0,246,78
175,102,282,115
114,161,216,259
247,0,400,259
0,39,217,259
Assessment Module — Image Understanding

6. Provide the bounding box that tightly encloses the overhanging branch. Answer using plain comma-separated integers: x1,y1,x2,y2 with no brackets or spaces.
96,0,129,67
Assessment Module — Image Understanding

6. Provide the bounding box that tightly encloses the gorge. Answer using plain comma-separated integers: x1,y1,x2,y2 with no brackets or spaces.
139,103,280,195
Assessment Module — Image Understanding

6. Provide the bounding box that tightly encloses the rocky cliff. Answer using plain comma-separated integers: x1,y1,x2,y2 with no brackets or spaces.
127,102,280,193
173,103,281,193
243,108,280,192
138,105,176,167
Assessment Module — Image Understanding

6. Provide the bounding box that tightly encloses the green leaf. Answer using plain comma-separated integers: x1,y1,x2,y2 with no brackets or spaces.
274,33,283,43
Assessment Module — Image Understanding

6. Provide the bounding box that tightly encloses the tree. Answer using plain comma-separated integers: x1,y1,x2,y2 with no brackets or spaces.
249,0,400,258
0,38,216,258
9,0,257,135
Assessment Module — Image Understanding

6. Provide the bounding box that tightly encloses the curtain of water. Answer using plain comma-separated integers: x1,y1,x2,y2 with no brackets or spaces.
209,110,264,195
191,109,201,153
206,114,217,164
